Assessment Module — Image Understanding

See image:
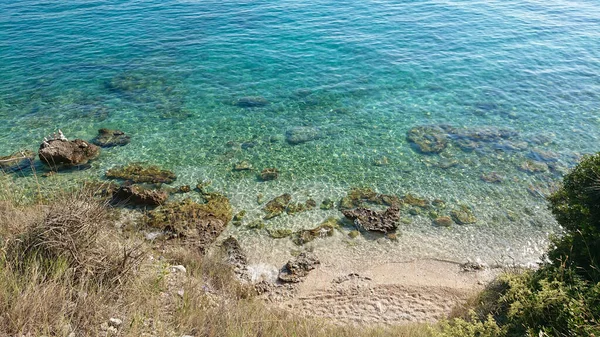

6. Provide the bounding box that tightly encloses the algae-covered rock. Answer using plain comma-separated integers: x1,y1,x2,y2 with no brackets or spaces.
146,195,232,252
339,187,401,210
259,168,279,181
286,199,317,215
407,125,448,154
373,156,390,167
247,220,265,230
39,139,100,169
0,150,35,172
278,252,320,283
451,205,477,225
234,96,269,108
232,210,246,226
106,163,176,184
263,194,292,219
293,217,340,245
112,184,168,206
268,229,293,239
342,206,401,233
285,126,320,145
348,230,360,239
178,185,191,193
320,198,335,210
403,194,429,208
92,128,130,147
433,216,454,227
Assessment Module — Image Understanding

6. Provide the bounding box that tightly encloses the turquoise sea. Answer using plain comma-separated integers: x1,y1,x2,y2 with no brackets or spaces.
2,0,600,268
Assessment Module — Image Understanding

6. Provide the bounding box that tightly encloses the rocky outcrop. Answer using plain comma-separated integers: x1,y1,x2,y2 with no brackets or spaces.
111,184,168,206
221,236,249,282
39,139,100,169
278,252,320,283
342,206,401,233
263,194,292,219
92,128,131,147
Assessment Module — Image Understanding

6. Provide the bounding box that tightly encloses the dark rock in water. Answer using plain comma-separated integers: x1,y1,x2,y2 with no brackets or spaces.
259,168,279,181
0,150,35,172
451,205,477,225
403,194,429,208
106,163,176,184
234,96,269,108
111,184,168,206
146,196,232,253
452,127,517,143
286,199,317,215
455,139,479,152
406,125,448,154
92,128,130,147
278,252,320,283
339,187,401,210
481,172,504,183
435,158,459,169
39,139,100,169
263,194,292,220
285,126,321,145
241,141,257,150
342,206,401,233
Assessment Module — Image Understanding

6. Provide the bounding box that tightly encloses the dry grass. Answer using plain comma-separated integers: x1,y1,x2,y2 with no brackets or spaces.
0,181,436,337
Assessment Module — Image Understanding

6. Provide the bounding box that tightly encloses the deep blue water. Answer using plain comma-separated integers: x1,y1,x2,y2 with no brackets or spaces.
2,0,600,265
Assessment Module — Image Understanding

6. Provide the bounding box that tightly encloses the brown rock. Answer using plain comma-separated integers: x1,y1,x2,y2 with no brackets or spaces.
342,206,401,233
39,139,100,169
278,252,320,283
111,184,168,206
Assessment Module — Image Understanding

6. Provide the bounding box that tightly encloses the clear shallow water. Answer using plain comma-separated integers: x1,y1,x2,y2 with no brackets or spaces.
1,0,600,267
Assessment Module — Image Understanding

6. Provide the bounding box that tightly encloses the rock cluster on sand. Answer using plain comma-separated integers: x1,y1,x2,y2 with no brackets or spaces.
342,206,401,233
278,252,320,283
39,139,100,169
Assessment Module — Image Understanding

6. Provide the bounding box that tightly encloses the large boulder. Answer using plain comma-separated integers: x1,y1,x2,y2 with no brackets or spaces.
92,128,131,147
342,206,401,233
39,139,100,169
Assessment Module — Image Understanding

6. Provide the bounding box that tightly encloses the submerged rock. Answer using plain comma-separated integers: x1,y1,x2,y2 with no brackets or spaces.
481,172,504,183
278,252,320,283
106,163,176,184
39,139,100,169
451,205,477,225
0,150,35,172
234,96,269,108
286,199,317,215
339,187,401,210
285,126,320,145
146,195,232,252
233,160,253,171
342,206,401,233
519,160,548,173
263,194,292,220
407,125,448,154
433,216,454,227
320,198,335,210
293,217,340,245
92,128,131,147
111,184,168,206
259,168,279,181
268,229,293,239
